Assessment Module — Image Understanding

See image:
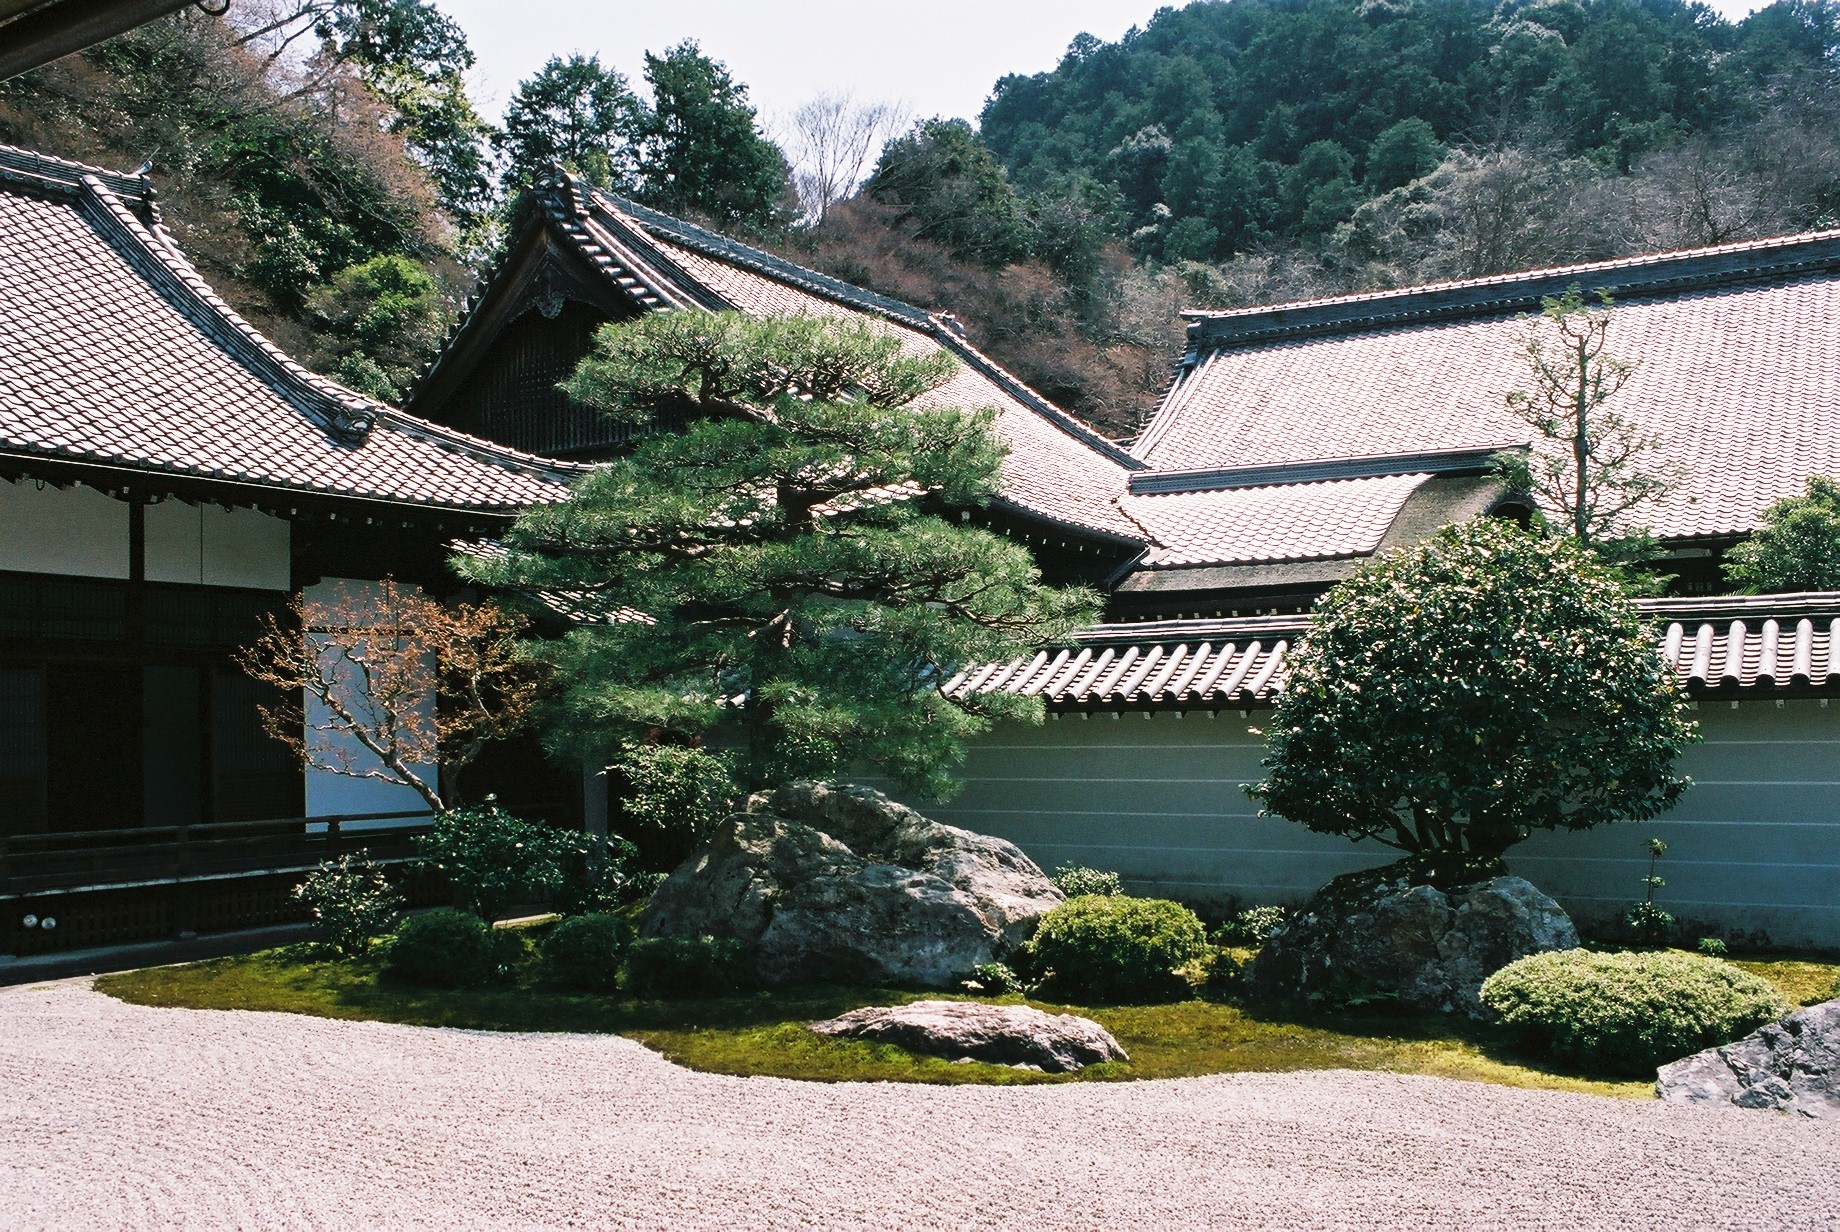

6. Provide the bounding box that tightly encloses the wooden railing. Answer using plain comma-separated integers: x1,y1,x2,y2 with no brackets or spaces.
0,811,434,898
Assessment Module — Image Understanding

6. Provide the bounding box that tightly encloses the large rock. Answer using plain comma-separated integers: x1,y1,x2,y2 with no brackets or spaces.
811,1000,1128,1073
1248,873,1578,1018
1657,999,1840,1117
641,782,1062,987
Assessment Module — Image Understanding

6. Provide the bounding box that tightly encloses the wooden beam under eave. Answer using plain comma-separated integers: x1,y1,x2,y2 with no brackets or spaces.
0,0,201,81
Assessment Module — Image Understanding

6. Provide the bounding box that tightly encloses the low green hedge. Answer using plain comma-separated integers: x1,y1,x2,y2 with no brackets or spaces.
383,909,510,988
1027,894,1207,1003
623,935,753,999
1480,948,1789,1076
540,913,633,992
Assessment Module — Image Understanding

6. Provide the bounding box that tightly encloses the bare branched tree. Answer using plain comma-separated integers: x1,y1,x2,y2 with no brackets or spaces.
782,92,909,225
1496,287,1675,553
237,579,542,811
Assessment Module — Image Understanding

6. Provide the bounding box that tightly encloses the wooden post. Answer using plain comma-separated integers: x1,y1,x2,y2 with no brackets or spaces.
173,821,195,938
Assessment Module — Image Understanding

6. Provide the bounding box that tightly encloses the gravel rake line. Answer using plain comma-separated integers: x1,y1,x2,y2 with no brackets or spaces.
0,978,1835,1232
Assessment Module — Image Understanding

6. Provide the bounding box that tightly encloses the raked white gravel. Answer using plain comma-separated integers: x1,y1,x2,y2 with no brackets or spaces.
0,977,1835,1231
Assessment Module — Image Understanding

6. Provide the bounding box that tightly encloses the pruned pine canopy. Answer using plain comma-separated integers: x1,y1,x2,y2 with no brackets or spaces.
1250,519,1696,860
459,312,1098,796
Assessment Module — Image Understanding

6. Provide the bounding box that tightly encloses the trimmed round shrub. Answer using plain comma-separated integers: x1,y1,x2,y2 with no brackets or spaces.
623,935,752,999
1480,948,1789,1076
1027,894,1208,1003
541,913,634,992
384,909,503,988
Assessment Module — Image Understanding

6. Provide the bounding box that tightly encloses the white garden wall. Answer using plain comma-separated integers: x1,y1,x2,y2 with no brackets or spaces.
903,699,1840,949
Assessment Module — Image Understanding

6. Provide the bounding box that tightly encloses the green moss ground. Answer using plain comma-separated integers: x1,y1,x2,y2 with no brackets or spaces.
96,940,1824,1097
94,941,1834,1098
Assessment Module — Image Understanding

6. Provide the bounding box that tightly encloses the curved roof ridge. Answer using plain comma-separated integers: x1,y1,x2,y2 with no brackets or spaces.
77,174,379,445
1183,229,1840,348
78,174,584,486
591,188,940,329
0,142,151,203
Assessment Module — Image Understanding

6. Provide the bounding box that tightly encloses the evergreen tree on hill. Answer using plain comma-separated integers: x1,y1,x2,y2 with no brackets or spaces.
634,41,791,230
498,54,644,193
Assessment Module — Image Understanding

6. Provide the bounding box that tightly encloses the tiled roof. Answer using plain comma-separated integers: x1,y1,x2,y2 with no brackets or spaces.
1135,232,1840,545
1122,473,1430,566
947,593,1840,709
452,177,1151,545
0,145,581,515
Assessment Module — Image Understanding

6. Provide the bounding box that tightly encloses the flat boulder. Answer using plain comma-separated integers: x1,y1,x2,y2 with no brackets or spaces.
1248,873,1578,1018
1657,999,1840,1117
811,1000,1128,1073
641,782,1062,987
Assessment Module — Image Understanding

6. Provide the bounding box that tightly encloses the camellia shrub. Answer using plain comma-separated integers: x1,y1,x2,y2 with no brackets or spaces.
383,909,506,988
1250,519,1697,863
416,800,565,921
292,850,403,958
1479,949,1788,1076
623,935,753,998
1027,894,1207,1003
540,913,634,992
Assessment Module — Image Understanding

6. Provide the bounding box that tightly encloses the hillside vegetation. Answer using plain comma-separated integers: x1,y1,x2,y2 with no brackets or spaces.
5,0,1838,436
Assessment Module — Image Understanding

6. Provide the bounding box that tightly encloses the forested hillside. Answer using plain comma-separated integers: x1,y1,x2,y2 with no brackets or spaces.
981,0,1840,262
5,0,1838,438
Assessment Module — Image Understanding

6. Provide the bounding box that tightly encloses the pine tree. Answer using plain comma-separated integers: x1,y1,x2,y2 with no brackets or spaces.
459,312,1097,796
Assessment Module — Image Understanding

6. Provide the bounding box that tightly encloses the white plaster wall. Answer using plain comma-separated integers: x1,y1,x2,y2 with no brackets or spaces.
301,577,438,823
146,501,290,589
895,699,1840,948
0,479,128,578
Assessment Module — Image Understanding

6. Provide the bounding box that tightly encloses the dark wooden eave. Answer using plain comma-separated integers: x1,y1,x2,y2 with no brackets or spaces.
0,0,200,80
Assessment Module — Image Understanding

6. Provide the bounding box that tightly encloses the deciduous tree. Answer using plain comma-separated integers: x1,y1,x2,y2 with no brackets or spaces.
237,580,542,811
783,92,909,224
1495,286,1675,565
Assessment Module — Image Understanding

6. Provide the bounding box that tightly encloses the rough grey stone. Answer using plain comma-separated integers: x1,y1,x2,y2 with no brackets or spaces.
811,1000,1128,1073
641,782,1062,987
1248,874,1579,1017
1657,999,1840,1117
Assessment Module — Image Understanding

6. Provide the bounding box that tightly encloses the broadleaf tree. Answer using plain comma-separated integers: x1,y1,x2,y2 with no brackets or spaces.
458,311,1098,797
1723,476,1840,592
237,581,543,811
1248,519,1696,863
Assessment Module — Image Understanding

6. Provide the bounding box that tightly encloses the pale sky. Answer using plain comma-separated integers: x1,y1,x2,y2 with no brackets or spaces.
440,0,1772,137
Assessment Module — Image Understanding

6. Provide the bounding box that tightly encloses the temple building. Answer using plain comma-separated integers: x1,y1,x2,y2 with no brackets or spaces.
416,170,1840,947
0,145,582,956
